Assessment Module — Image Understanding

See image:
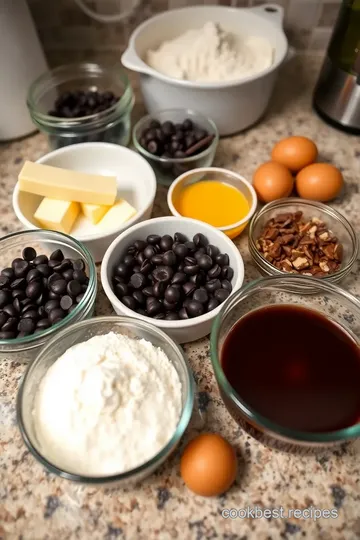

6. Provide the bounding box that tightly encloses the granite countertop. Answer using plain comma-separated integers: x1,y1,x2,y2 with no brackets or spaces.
1,55,360,540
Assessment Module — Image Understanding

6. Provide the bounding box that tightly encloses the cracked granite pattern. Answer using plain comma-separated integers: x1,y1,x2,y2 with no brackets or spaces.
1,55,360,540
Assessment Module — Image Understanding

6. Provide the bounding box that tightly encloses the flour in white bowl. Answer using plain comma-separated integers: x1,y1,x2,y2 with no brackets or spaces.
147,22,274,83
33,332,182,476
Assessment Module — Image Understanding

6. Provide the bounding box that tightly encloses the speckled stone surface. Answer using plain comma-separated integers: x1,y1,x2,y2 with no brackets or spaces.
1,55,360,540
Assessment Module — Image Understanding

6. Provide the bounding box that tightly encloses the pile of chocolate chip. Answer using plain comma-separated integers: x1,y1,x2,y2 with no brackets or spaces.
256,212,343,276
0,248,89,339
139,118,214,159
48,90,119,118
112,232,234,320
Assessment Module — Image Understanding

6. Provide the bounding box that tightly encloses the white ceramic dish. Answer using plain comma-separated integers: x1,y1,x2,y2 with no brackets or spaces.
12,142,157,263
122,4,289,135
101,216,244,344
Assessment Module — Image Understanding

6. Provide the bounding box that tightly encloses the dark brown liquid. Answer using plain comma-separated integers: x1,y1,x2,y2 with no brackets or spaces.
221,305,360,432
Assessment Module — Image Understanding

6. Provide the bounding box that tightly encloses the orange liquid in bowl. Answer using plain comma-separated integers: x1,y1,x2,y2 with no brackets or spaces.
175,181,250,235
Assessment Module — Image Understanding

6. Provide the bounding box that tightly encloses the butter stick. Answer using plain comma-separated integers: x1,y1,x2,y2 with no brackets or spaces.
80,203,109,225
96,199,136,230
19,161,117,206
34,198,80,234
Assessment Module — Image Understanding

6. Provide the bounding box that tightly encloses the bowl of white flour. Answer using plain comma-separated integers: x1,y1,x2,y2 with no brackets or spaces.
121,4,289,135
17,316,194,486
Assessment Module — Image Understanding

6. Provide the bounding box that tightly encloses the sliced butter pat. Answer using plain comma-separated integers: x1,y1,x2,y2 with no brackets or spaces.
34,198,80,234
96,199,136,231
80,203,110,225
19,161,117,206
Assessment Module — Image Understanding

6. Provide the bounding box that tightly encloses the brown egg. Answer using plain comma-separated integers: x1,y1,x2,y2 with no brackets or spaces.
271,136,318,172
180,433,237,497
296,163,344,202
253,161,294,203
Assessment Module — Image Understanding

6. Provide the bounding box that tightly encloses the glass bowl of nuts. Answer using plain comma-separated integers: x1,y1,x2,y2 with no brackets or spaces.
132,109,219,186
248,198,358,290
0,230,97,364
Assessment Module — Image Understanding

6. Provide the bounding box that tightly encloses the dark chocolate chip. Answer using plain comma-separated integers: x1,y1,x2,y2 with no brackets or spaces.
37,306,46,318
178,307,189,320
153,266,173,283
151,254,163,265
183,282,196,296
67,280,82,297
163,299,178,311
130,273,147,289
49,308,66,324
221,279,232,292
13,298,21,312
186,300,204,318
114,282,129,298
140,260,153,275
206,244,220,258
174,232,188,243
0,290,10,308
206,279,222,293
134,240,147,251
214,288,230,303
22,309,38,320
144,245,156,260
62,269,74,281
50,249,64,261
198,255,213,271
153,313,165,320
172,271,187,285
184,241,196,252
45,300,60,315
22,303,38,314
215,253,229,267
222,266,234,280
153,281,166,298
0,331,17,339
49,279,67,295
142,286,154,297
26,281,42,299
122,295,137,310
76,293,84,303
207,297,219,312
12,289,26,300
132,290,145,305
26,268,41,282
37,264,51,277
163,250,176,266
165,286,181,304
36,319,51,329
33,255,48,265
208,264,222,279
193,288,208,304
22,247,37,261
147,234,161,245
160,235,173,252
183,264,199,276
146,297,162,316
165,312,179,320
48,273,62,287
72,259,85,271
60,295,74,310
18,318,35,333
0,276,9,289
10,278,26,290
193,233,208,247
0,312,8,327
14,260,29,278
2,316,18,331
1,268,14,279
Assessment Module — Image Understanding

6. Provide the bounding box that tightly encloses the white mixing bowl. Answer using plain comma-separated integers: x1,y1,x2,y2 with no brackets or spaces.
122,3,289,135
13,142,157,263
101,216,244,344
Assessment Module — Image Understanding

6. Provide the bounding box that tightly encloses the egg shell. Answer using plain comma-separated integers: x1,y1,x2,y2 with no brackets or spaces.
253,161,294,203
296,163,344,202
271,136,318,172
180,433,237,497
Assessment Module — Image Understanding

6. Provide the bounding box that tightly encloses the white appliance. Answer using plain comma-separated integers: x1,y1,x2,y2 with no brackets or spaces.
0,0,48,141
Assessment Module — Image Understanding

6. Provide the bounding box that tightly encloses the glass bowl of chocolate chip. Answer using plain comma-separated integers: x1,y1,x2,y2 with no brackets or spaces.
132,109,219,186
0,230,97,364
249,198,358,290
27,62,134,150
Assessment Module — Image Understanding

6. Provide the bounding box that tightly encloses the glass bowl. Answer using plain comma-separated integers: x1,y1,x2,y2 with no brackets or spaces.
0,230,97,364
167,167,257,239
249,198,358,291
17,316,195,486
27,63,134,150
132,109,219,186
210,275,360,451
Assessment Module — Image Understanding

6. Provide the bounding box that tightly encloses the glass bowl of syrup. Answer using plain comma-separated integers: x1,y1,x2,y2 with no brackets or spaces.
210,275,360,451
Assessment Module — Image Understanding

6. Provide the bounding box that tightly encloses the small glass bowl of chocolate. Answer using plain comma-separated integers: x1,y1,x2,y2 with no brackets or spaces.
133,109,219,186
249,198,358,291
27,63,134,150
0,230,97,364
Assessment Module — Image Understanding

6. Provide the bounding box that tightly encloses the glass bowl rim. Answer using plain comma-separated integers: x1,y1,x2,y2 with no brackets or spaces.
210,274,360,443
248,198,359,280
167,166,258,231
132,108,219,163
27,62,134,126
16,315,195,483
0,229,96,348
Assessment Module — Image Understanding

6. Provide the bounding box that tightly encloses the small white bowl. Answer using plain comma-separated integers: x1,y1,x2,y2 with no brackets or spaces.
13,142,157,263
101,216,244,344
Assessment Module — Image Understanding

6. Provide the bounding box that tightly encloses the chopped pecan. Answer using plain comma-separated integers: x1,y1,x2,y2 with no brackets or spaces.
292,257,310,270
255,211,343,277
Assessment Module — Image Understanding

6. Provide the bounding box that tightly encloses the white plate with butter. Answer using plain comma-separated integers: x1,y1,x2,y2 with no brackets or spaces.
13,142,157,262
